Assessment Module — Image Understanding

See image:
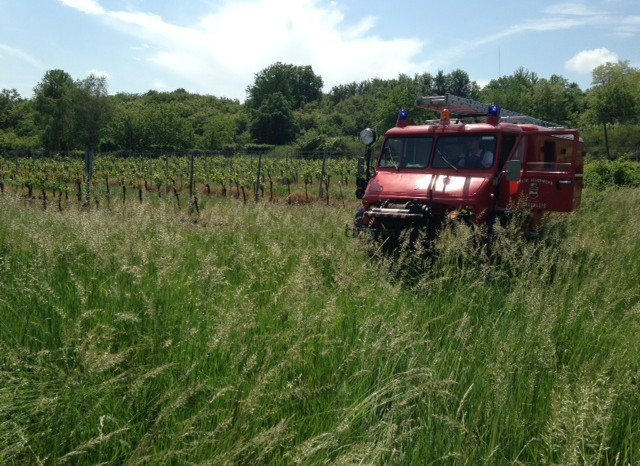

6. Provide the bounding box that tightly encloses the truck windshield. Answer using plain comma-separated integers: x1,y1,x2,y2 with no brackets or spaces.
379,137,433,169
432,135,496,170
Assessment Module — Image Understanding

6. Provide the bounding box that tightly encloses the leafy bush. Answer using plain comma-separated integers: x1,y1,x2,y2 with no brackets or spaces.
0,129,40,150
241,142,275,153
295,128,326,151
295,130,356,153
322,136,349,152
584,159,640,189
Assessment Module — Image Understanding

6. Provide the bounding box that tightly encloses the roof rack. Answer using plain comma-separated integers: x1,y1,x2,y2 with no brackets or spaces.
415,93,565,128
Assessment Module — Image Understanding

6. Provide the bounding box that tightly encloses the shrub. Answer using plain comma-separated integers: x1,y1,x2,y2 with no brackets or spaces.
584,159,640,189
295,128,326,152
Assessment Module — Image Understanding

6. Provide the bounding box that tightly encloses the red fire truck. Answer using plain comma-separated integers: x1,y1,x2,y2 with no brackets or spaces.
353,93,584,240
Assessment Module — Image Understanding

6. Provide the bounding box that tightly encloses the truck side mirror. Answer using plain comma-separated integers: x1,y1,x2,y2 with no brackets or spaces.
505,159,522,181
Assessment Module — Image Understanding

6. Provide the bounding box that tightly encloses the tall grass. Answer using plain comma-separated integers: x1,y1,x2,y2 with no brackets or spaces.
0,188,638,464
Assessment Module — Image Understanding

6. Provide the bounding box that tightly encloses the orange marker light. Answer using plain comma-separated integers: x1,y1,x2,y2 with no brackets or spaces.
440,108,451,125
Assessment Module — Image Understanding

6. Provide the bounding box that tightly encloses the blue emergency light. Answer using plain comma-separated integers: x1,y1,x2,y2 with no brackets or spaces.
396,108,408,127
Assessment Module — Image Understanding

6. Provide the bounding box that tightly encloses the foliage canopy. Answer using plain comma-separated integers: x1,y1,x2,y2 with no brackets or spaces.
1,60,639,159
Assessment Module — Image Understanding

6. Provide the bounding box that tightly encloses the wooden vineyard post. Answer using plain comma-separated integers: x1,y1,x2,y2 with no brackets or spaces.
84,149,94,209
164,152,169,195
318,152,327,199
188,150,199,214
255,152,263,203
188,150,194,199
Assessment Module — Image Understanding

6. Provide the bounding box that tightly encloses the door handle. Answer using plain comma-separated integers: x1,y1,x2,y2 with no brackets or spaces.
556,180,572,189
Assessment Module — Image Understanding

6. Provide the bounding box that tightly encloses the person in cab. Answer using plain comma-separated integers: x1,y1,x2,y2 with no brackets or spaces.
458,136,494,169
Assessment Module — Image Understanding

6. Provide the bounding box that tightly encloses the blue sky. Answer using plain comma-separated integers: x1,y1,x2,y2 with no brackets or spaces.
1,0,638,101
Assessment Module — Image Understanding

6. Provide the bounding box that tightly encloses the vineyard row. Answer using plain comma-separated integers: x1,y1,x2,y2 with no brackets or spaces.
0,152,361,208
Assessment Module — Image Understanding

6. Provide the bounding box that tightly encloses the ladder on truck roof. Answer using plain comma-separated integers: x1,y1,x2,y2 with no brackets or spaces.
415,93,564,128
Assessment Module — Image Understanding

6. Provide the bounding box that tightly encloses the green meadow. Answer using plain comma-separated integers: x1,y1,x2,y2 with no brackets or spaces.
1,188,639,465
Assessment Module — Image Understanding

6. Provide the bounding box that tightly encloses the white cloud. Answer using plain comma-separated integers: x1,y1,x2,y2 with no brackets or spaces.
58,0,104,15
542,3,640,38
343,15,377,40
543,2,604,16
57,0,636,99
613,15,640,37
58,0,429,100
519,18,584,32
87,69,111,79
565,48,619,73
0,43,46,69
426,17,582,68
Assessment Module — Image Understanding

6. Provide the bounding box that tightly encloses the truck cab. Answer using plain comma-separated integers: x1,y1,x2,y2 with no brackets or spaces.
355,94,584,239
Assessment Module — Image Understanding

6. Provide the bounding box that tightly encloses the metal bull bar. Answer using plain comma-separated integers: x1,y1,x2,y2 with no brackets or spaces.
365,207,423,220
345,203,436,237
364,203,431,221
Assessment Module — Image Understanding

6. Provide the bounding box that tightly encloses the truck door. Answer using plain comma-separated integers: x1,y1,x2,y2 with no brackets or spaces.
519,131,583,212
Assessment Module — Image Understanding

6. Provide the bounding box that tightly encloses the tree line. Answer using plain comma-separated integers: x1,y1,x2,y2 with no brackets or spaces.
1,60,639,160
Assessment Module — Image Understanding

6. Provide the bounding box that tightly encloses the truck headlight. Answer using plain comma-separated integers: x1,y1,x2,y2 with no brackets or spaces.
359,128,376,146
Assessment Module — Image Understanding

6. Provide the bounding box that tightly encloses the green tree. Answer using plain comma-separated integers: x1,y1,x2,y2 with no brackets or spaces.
481,67,539,114
202,113,236,150
446,69,480,98
331,94,378,137
328,82,361,104
0,89,39,149
0,89,22,130
249,92,298,145
33,69,75,150
414,72,436,96
246,62,323,144
429,69,480,97
246,62,323,111
373,71,479,132
583,61,640,159
145,103,194,151
434,70,447,95
73,74,113,151
107,103,148,152
588,61,640,125
529,75,584,126
375,74,422,131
